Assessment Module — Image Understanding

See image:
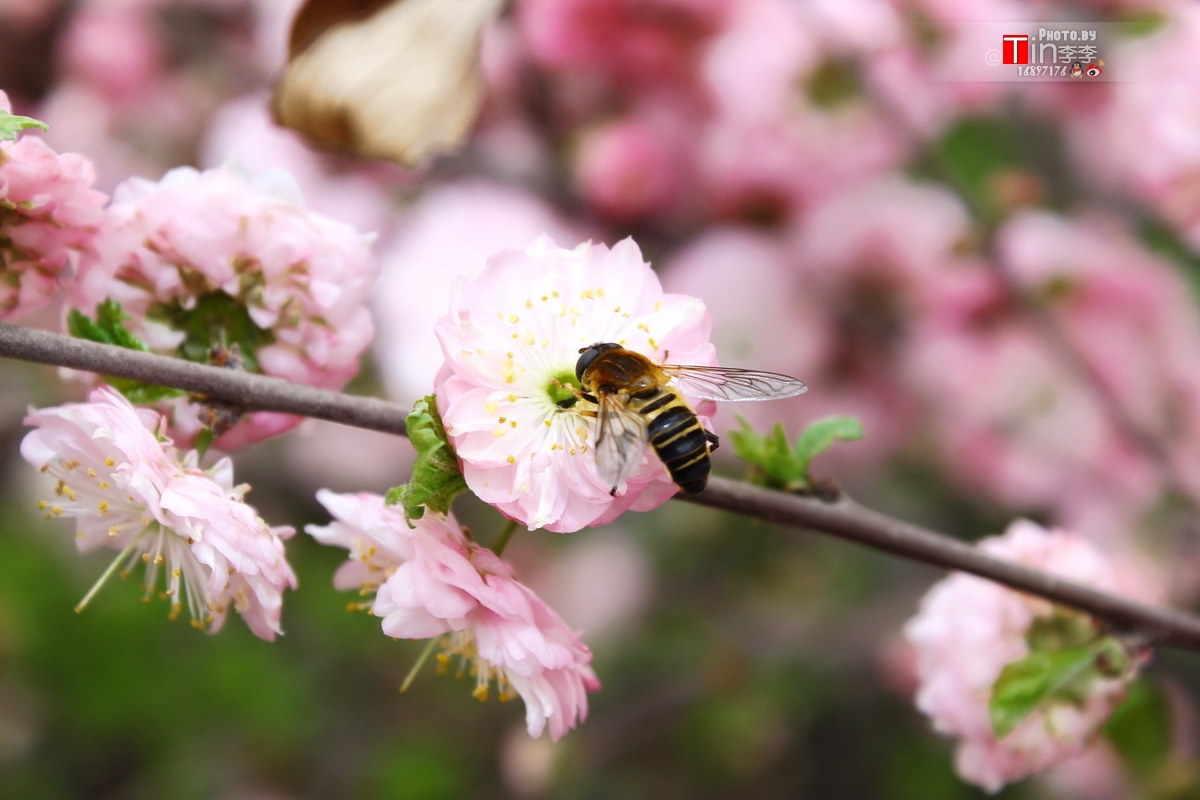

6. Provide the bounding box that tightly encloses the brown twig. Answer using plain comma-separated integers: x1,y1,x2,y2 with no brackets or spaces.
3,321,1200,650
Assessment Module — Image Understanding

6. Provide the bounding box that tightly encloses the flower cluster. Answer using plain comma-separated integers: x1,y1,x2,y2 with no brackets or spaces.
434,235,717,532
306,490,599,740
905,520,1161,792
70,162,378,447
20,386,297,640
0,91,106,321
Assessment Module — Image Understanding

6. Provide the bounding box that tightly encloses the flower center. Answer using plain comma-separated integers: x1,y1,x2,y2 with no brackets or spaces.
437,631,518,703
545,371,582,409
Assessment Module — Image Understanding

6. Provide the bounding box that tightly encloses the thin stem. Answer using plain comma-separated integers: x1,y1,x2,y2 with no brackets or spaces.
6,322,1200,651
75,537,140,613
491,519,518,558
400,636,441,693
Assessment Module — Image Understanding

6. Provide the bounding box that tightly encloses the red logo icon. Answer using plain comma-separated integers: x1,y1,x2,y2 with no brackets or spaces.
1002,35,1029,64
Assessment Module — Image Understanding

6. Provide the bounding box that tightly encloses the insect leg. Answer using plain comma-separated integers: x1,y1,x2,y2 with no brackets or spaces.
704,430,720,451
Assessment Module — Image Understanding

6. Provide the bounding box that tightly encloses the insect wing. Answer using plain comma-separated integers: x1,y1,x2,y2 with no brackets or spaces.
594,394,649,493
661,365,807,402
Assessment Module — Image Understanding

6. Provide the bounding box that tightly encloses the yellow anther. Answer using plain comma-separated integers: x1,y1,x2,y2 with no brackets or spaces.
38,500,47,509
525,299,533,309
154,555,164,565
99,482,108,489
97,501,108,514
104,458,115,467
544,419,552,427
508,314,519,324
108,526,120,537
171,568,182,578
473,684,489,702
637,322,650,332
508,394,516,402
51,506,61,516
87,468,96,478
506,455,516,464
498,417,507,423
492,428,505,438
485,400,498,414
510,420,517,428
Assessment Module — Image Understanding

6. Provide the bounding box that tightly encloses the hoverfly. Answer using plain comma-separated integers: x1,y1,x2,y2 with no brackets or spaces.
573,343,807,496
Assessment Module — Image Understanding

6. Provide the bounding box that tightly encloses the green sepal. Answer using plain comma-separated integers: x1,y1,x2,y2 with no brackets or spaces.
193,428,216,461
0,109,48,141
67,300,187,403
384,396,468,525
146,292,274,373
989,635,1126,738
730,415,864,492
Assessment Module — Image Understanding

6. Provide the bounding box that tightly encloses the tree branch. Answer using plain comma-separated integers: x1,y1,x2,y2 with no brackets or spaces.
0,322,407,436
3,321,1200,650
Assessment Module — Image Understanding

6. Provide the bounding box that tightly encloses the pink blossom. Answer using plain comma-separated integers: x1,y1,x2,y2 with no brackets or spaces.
434,235,716,532
572,116,683,220
516,0,729,89
0,90,107,321
373,182,581,410
906,519,1162,792
306,490,599,739
20,386,297,640
71,162,378,447
696,0,904,217
998,211,1200,500
58,4,163,102
904,273,1160,523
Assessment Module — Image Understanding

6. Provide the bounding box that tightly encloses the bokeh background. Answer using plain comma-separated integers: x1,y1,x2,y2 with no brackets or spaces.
3,0,1200,797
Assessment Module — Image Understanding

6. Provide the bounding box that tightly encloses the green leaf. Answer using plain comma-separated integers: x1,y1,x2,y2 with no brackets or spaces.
730,415,864,492
67,301,186,404
989,641,1110,738
384,396,468,524
729,418,805,490
793,416,865,475
0,109,48,141
1105,678,1172,777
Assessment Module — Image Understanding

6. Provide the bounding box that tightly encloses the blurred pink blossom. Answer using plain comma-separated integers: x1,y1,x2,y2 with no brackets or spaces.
0,90,107,321
789,178,980,468
697,0,904,218
516,0,729,89
1064,3,1200,249
999,212,1200,489
373,182,581,409
58,4,163,102
905,273,1160,524
435,235,715,532
71,162,378,448
20,386,297,639
306,490,600,740
572,116,683,220
906,519,1162,793
200,95,399,236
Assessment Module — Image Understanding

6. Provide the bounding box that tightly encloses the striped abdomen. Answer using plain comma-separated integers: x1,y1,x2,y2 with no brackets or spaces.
632,387,711,495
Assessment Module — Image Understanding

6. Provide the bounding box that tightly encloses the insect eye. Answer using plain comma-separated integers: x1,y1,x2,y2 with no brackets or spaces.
575,346,603,382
